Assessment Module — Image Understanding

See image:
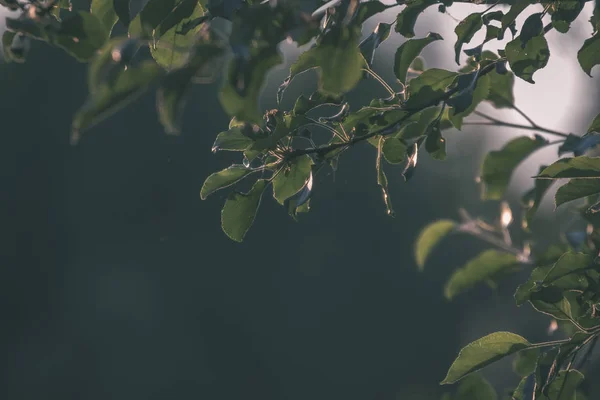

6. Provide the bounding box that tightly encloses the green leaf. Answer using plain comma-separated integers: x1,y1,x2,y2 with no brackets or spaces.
113,0,131,26
2,31,27,63
441,332,531,385
480,135,548,200
382,137,407,164
448,73,491,129
454,13,483,65
537,156,600,179
272,155,313,204
376,137,394,216
424,119,446,160
505,35,550,83
288,25,365,96
519,13,543,48
129,0,179,38
212,127,254,152
550,0,585,34
73,57,164,140
90,0,119,34
501,1,533,38
150,0,208,69
587,113,600,134
578,32,600,77
543,370,584,400
514,264,553,306
529,288,583,321
360,22,392,67
393,32,443,85
52,11,110,61
200,165,254,200
405,68,458,110
555,179,600,208
591,0,600,33
157,43,223,134
221,179,267,242
395,0,438,38
455,373,498,400
444,250,520,300
414,219,456,270
512,348,539,378
486,66,515,109
542,252,594,285
220,48,283,124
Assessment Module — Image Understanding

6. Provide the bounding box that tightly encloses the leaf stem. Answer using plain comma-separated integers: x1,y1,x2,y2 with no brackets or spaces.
467,111,571,138
362,67,399,99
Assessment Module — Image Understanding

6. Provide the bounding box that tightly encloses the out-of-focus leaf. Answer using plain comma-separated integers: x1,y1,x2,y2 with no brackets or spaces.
444,250,520,300
113,0,131,26
221,179,267,242
272,154,313,204
513,348,539,377
441,332,532,384
90,0,119,34
414,219,456,270
200,165,254,200
157,43,223,134
129,0,179,38
587,113,600,134
544,370,585,399
537,156,600,179
453,13,482,65
393,32,443,84
150,0,208,69
559,134,600,156
395,0,438,38
505,35,550,83
577,32,600,77
555,179,600,208
455,373,497,400
522,165,554,229
73,55,164,140
480,135,548,200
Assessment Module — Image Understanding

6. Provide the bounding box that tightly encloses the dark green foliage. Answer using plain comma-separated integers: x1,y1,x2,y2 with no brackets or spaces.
5,1,600,397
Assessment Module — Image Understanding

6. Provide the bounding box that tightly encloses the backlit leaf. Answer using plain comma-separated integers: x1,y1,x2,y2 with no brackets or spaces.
221,179,268,242
200,165,254,200
394,32,443,84
414,219,456,270
555,179,600,208
537,156,600,179
272,155,313,204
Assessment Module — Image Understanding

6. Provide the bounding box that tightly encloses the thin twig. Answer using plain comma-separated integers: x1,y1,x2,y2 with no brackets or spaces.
469,111,571,138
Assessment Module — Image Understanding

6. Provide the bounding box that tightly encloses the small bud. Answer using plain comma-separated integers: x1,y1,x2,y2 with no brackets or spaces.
500,201,513,228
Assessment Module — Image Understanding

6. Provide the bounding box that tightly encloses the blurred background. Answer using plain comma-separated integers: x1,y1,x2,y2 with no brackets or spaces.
1,1,600,399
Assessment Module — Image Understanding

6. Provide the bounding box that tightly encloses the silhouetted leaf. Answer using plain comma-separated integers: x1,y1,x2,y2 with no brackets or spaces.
559,134,600,156
425,119,446,160
129,0,179,38
519,13,543,48
444,250,520,300
272,155,313,204
578,32,600,77
394,32,443,84
395,0,438,38
454,13,482,64
414,219,456,270
550,0,584,33
221,179,268,242
506,35,550,83
537,156,600,179
448,73,490,129
555,179,600,208
500,1,534,39
360,22,392,67
480,135,548,200
200,165,254,200
113,0,131,26
442,332,532,384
